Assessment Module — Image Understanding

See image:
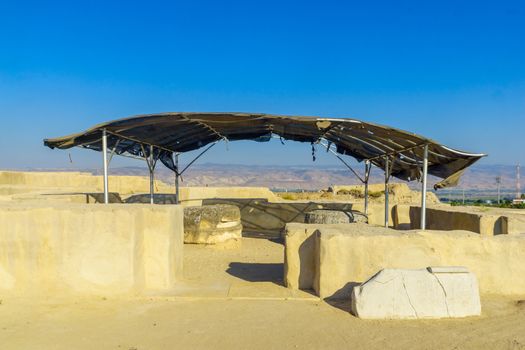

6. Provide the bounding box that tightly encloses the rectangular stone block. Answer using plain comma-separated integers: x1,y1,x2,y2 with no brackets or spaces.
351,267,481,319
313,226,525,299
0,203,184,296
409,206,505,236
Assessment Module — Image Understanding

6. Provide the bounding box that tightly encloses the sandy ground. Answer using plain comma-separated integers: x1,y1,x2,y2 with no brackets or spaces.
1,238,525,349
1,295,525,349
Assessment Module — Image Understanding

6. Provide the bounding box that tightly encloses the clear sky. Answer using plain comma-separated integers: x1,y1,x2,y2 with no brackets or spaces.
0,0,524,170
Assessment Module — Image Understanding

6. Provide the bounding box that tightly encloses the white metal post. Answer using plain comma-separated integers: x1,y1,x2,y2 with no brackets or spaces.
384,157,389,228
364,161,370,216
102,129,109,204
175,153,180,204
149,145,154,205
421,144,429,229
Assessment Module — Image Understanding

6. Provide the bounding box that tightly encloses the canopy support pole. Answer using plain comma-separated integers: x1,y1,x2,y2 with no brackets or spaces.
421,144,429,229
102,129,109,204
175,153,180,204
384,156,390,228
149,145,155,205
364,160,371,216
141,144,158,205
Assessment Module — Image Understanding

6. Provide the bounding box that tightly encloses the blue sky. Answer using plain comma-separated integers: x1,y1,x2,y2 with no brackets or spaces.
0,0,524,169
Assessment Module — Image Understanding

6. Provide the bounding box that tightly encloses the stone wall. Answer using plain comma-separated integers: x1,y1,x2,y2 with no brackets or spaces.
0,171,174,196
0,171,279,206
204,199,355,238
0,203,184,296
328,183,440,205
284,223,525,299
392,204,525,235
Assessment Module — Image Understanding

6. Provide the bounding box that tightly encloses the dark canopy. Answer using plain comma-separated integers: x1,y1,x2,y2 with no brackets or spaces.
43,112,486,189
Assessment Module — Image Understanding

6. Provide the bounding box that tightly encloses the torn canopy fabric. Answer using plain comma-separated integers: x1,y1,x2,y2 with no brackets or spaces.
43,112,486,189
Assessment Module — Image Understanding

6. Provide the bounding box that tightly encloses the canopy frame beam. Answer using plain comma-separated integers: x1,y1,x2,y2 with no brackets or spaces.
319,140,365,183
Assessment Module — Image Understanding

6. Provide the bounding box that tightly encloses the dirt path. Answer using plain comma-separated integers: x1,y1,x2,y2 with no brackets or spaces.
1,238,524,349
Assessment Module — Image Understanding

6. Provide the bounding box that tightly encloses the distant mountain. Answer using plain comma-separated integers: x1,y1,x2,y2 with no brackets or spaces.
67,163,521,193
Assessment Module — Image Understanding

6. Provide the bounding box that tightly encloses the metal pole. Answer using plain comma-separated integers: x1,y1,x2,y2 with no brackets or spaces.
175,153,180,204
364,161,370,216
496,176,501,204
102,129,109,204
421,144,429,229
384,157,389,228
149,145,154,205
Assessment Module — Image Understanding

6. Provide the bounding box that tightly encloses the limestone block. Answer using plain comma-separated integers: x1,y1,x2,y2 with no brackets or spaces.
409,206,507,235
312,227,525,298
351,267,481,319
0,203,184,296
392,204,411,230
305,209,368,224
204,199,354,238
184,204,242,246
305,210,352,224
284,223,320,290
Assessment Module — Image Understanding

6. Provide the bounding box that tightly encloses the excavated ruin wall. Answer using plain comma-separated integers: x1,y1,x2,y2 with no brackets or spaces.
204,199,354,237
392,204,525,235
0,203,184,296
284,223,525,299
0,171,279,204
0,171,174,195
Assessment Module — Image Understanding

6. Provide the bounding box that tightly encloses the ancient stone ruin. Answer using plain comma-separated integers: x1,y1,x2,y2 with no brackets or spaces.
351,267,481,319
183,204,242,247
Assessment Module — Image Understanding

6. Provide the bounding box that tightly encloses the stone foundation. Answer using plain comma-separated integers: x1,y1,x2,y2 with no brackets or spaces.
393,204,525,235
0,203,184,296
284,223,525,298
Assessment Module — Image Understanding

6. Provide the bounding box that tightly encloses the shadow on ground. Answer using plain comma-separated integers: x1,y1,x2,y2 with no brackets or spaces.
226,262,284,285
323,282,361,314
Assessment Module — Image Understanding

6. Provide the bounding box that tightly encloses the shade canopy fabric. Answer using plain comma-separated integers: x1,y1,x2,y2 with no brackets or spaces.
43,112,486,189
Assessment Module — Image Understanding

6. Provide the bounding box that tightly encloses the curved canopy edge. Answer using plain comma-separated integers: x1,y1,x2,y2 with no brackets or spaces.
43,112,486,189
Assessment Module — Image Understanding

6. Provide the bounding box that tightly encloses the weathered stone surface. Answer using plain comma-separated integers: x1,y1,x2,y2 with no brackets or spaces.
351,267,481,319
203,198,355,238
285,222,525,298
327,183,440,204
392,204,525,235
0,203,184,295
305,210,353,224
184,204,242,246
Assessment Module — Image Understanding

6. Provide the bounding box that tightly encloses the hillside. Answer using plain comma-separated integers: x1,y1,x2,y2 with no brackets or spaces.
23,163,521,194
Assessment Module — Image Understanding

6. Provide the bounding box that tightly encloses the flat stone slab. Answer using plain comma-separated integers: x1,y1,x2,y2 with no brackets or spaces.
351,267,481,319
184,204,242,246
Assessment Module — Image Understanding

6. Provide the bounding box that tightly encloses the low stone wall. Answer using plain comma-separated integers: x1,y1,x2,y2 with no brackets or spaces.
125,187,279,206
204,199,355,238
392,204,525,235
284,223,525,299
328,183,440,205
351,203,394,227
0,171,174,196
0,203,184,296
284,223,350,290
